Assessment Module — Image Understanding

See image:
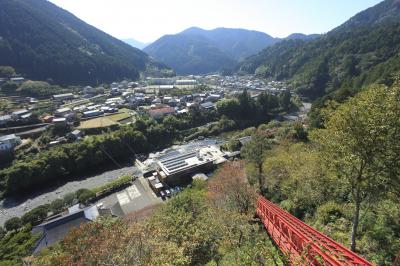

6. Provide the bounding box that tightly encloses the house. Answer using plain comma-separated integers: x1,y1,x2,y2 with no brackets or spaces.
168,98,179,107
10,77,25,84
148,107,175,120
55,107,72,117
83,110,104,118
200,102,215,110
206,94,221,102
0,115,12,126
162,96,172,104
175,79,197,86
20,112,33,123
68,130,82,141
53,93,75,102
43,115,54,123
0,134,21,152
11,109,30,120
31,205,109,253
53,117,67,127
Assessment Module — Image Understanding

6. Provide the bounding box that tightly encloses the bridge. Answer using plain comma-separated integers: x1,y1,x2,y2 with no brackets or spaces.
256,197,373,266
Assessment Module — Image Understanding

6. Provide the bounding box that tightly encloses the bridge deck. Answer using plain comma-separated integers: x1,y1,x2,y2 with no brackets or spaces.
256,197,373,266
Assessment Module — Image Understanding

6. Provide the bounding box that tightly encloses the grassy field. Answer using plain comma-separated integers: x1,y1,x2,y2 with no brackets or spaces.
107,112,132,122
78,117,118,129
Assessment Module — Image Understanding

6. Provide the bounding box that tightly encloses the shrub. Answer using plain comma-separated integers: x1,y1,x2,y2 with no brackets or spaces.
316,201,344,225
77,189,95,204
4,217,22,231
50,198,65,213
21,205,49,226
63,192,77,206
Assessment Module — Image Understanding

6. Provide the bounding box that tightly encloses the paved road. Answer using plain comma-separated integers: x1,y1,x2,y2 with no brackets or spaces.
0,165,141,226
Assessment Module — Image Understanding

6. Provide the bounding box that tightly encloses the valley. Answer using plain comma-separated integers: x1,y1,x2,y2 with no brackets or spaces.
0,0,399,265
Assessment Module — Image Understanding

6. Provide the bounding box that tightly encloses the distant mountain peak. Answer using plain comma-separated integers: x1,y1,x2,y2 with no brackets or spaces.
121,38,149,50
181,26,205,34
145,27,280,74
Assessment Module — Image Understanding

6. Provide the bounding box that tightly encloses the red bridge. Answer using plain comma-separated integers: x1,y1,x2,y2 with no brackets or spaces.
256,197,373,266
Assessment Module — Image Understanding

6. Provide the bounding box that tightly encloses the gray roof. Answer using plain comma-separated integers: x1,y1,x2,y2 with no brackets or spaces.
32,206,100,253
200,102,214,109
12,109,29,115
0,115,11,121
0,134,18,141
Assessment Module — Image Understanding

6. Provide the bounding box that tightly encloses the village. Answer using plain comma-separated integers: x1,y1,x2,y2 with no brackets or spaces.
0,72,300,253
0,74,288,159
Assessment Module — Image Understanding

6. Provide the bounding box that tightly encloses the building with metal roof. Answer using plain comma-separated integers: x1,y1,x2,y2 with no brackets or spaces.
156,145,227,185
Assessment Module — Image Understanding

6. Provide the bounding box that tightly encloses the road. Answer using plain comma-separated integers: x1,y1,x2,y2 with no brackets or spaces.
278,102,312,122
0,165,141,226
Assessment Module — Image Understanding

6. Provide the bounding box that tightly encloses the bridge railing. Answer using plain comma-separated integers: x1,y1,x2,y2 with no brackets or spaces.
256,197,374,266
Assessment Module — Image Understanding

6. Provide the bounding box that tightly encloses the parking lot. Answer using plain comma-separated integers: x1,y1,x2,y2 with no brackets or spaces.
96,176,163,217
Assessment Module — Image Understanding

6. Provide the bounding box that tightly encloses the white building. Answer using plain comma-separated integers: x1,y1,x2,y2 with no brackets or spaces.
175,79,197,86
53,93,75,102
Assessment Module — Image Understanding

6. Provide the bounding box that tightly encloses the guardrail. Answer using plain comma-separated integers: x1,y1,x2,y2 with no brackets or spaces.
256,197,373,266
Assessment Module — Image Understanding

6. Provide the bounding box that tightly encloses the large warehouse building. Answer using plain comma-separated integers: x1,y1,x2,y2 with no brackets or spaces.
156,145,227,185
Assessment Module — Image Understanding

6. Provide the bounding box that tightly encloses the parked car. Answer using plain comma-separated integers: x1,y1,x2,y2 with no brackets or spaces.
160,191,166,198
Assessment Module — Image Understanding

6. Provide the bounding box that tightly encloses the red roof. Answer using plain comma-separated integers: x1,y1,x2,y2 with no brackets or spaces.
148,107,175,117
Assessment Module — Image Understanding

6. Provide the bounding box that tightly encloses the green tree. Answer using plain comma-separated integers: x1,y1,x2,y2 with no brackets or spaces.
216,98,240,119
63,192,76,206
1,81,18,94
50,198,65,213
21,205,50,226
77,189,95,204
4,217,22,231
278,90,292,110
311,84,400,251
241,130,272,191
0,66,16,77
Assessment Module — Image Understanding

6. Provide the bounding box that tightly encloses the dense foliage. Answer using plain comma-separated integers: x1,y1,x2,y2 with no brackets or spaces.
240,0,400,100
0,66,16,78
0,80,75,98
241,82,400,265
0,128,148,197
0,0,165,85
0,225,40,265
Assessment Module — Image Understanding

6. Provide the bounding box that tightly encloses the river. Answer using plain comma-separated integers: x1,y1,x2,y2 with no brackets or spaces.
0,165,141,226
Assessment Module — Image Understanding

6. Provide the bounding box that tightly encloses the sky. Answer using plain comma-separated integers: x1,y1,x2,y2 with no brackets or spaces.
49,0,383,43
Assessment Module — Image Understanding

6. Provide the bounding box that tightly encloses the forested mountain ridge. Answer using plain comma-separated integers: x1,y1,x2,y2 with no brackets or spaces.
0,0,163,85
239,0,400,99
144,27,281,75
179,27,279,61
144,33,237,75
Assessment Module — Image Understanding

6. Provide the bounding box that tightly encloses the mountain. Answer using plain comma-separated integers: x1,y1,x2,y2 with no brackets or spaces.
284,33,321,41
144,27,279,75
144,34,236,75
240,0,400,99
180,27,279,61
122,38,149,50
0,0,161,85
